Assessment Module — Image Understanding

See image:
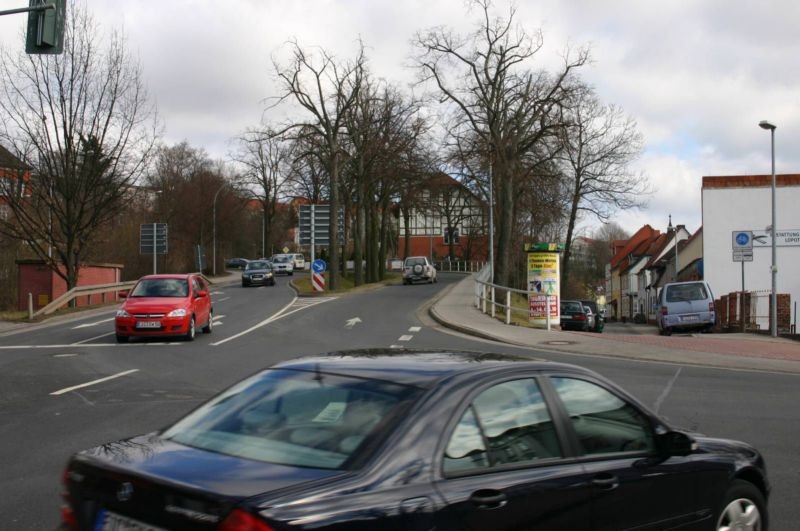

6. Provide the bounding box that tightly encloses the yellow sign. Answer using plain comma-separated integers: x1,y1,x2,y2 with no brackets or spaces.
527,252,560,324
282,247,289,253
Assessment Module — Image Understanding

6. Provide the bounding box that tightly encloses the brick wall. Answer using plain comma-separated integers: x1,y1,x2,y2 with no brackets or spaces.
17,263,53,310
17,261,122,310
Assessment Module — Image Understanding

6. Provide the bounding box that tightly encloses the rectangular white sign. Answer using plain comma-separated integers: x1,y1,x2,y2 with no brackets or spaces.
751,229,800,247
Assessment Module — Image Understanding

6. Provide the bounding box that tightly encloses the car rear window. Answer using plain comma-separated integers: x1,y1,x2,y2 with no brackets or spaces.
561,301,583,312
161,369,420,470
246,261,270,270
130,278,189,298
666,283,708,302
405,258,425,266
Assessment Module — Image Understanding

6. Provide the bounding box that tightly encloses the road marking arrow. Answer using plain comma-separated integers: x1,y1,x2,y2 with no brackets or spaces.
345,317,362,329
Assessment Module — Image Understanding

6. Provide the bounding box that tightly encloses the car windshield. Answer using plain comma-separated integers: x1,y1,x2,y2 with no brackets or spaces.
666,283,708,302
405,258,425,266
561,301,583,312
130,278,189,298
161,369,420,470
246,261,270,270
273,255,291,263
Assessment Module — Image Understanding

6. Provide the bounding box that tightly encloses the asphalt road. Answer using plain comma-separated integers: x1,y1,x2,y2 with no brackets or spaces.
0,272,797,529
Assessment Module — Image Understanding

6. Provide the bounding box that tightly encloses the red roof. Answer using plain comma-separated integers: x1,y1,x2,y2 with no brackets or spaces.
703,175,800,188
610,225,658,269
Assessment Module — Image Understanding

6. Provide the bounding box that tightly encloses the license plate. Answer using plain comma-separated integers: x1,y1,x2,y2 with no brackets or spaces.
97,509,166,531
135,321,161,329
681,315,699,322
562,315,572,319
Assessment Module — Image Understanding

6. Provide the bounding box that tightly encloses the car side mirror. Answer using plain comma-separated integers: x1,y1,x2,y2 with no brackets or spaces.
196,290,208,298
119,291,128,299
657,430,696,456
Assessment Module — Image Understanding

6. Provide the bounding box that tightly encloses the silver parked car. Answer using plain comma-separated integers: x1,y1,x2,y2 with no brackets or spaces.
402,256,437,284
657,281,716,335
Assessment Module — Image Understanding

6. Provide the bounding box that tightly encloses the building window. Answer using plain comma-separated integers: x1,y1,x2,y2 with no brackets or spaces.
444,226,459,244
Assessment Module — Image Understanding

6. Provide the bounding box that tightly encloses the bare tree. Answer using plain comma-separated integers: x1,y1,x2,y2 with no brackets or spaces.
558,85,649,289
414,0,588,287
0,4,158,290
272,40,365,290
232,129,292,258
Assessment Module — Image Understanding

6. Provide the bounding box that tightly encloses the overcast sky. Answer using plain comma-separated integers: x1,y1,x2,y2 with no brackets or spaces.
1,0,797,238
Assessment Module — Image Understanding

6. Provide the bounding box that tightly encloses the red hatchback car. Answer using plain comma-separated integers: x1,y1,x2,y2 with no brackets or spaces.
114,274,213,343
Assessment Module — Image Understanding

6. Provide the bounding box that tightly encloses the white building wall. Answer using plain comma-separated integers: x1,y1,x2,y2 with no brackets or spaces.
702,184,800,328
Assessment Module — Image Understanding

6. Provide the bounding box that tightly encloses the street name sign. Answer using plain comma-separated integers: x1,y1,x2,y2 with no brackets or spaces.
140,223,168,254
298,204,344,246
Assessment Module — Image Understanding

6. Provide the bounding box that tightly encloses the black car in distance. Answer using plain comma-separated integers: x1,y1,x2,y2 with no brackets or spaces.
225,258,249,270
60,350,769,531
561,299,593,331
241,260,275,287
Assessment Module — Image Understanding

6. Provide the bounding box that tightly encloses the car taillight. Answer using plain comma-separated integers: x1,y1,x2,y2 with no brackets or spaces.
575,314,586,321
660,306,668,316
218,509,274,531
60,468,78,530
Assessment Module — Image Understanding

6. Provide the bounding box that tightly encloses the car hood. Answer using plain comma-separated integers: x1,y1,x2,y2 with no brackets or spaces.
692,435,760,460
72,433,344,499
123,298,189,313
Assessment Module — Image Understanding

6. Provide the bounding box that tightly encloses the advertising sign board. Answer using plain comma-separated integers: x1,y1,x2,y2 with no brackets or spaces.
527,251,560,326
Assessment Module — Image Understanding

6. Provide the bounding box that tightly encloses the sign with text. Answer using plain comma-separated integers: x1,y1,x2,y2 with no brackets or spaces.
298,204,344,246
140,223,168,254
527,251,560,325
751,229,800,247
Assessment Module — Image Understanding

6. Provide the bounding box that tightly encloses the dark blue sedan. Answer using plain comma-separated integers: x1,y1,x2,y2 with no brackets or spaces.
59,350,769,530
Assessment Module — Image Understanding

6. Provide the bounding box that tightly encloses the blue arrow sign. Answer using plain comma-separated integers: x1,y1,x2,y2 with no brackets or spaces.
312,259,327,273
735,232,750,246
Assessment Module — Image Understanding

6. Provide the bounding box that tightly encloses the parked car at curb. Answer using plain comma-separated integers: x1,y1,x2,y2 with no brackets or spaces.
114,274,212,343
270,254,294,275
560,299,592,331
225,257,248,269
580,300,605,333
403,256,437,284
657,281,716,336
59,350,769,531
241,260,275,287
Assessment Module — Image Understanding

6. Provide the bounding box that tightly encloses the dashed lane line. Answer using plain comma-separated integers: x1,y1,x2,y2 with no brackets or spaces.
409,326,421,332
50,369,139,396
71,331,116,345
398,335,413,341
72,318,115,330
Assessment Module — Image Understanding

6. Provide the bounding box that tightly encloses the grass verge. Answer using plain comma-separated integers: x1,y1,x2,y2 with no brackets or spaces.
292,272,401,295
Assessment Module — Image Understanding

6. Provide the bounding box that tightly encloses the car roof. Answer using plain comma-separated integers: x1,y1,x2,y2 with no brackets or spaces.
271,349,582,388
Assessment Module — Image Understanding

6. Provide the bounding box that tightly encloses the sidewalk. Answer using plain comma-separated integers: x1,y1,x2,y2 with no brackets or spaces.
0,271,242,338
430,274,800,374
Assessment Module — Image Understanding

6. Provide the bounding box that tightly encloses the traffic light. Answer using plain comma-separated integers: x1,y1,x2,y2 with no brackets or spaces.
25,0,66,54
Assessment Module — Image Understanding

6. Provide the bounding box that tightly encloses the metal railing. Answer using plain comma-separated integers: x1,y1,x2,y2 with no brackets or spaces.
473,265,556,329
31,281,137,318
28,273,225,319
433,260,486,273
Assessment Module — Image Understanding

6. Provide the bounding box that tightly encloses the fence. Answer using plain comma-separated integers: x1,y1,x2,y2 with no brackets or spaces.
472,265,557,329
30,281,137,318
433,260,486,273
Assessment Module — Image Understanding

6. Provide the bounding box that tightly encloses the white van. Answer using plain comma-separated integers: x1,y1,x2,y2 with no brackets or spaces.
657,281,716,336
292,254,305,271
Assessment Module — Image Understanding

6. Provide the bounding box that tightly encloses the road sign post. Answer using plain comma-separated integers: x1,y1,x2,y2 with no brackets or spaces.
140,223,168,274
732,230,754,331
311,259,326,292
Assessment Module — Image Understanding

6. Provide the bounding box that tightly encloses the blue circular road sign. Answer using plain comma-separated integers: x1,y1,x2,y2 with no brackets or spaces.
735,232,750,246
312,259,327,273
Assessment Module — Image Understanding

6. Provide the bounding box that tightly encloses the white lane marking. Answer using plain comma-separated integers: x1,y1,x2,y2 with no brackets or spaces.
345,317,362,329
654,367,682,414
72,318,115,329
398,335,413,341
211,291,224,295
50,369,139,396
0,343,178,349
53,353,78,358
212,314,225,320
210,296,336,346
71,331,116,345
146,342,182,346
409,326,421,332
217,297,231,302
390,344,404,349
214,322,223,326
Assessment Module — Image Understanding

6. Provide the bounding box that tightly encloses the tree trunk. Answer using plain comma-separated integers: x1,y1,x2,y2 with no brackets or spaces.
561,179,582,295
328,148,340,290
402,205,411,258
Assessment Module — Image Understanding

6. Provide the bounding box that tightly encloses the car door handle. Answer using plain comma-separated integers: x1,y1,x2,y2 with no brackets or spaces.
469,489,507,509
591,473,620,491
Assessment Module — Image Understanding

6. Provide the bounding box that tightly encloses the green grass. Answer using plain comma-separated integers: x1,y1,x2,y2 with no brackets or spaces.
0,310,28,321
292,272,401,295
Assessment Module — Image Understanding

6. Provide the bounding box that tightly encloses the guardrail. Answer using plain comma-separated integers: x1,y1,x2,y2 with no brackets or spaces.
28,272,229,319
31,281,137,318
473,265,556,329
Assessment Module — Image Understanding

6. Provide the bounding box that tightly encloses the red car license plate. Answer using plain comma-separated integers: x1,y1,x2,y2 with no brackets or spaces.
135,321,161,329
97,509,166,530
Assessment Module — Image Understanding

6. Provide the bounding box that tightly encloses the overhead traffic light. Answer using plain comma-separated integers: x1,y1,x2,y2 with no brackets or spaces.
25,0,66,54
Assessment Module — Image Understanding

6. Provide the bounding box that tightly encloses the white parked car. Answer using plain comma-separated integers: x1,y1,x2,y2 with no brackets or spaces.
292,253,305,271
403,256,437,285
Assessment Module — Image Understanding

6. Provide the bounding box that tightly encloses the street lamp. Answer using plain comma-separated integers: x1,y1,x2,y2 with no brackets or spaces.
487,156,494,282
759,120,777,337
212,183,227,277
